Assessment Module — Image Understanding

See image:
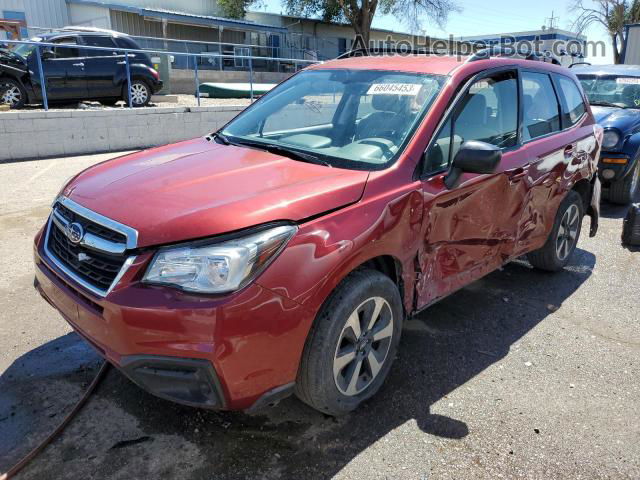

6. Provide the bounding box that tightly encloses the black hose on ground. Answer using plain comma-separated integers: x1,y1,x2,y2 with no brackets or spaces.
0,361,111,480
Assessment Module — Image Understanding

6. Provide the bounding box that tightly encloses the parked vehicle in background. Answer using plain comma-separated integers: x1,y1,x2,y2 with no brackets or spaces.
0,30,163,109
575,65,640,204
33,51,601,416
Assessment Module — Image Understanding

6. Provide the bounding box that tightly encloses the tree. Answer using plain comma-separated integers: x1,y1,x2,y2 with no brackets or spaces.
217,0,460,48
571,0,640,64
218,0,257,19
283,0,461,47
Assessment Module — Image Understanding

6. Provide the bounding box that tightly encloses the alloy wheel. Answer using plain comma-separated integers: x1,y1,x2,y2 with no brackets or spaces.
556,203,580,261
1,85,21,107
130,83,148,105
333,296,394,396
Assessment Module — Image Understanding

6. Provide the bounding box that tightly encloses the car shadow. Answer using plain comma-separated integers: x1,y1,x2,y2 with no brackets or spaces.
0,248,596,479
599,188,639,220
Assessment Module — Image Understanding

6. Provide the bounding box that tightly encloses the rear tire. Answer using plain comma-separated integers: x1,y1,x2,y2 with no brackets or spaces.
123,79,151,107
528,191,584,272
295,269,403,416
609,161,639,205
1,78,27,109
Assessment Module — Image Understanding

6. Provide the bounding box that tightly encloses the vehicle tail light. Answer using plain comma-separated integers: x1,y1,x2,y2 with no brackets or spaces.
149,68,160,81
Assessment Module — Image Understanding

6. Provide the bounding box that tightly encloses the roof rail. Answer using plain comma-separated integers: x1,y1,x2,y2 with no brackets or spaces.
60,25,126,36
467,46,561,65
569,62,592,68
336,46,434,59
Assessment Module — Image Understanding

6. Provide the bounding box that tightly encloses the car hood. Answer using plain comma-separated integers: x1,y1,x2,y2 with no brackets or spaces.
63,138,370,247
0,49,26,71
591,105,640,132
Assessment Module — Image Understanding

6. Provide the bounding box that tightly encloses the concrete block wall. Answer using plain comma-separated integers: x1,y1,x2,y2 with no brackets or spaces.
0,106,244,162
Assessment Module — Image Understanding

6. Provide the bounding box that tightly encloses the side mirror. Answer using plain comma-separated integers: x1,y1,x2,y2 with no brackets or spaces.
444,140,502,189
40,48,55,60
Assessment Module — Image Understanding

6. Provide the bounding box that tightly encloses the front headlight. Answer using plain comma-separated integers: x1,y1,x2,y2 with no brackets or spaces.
143,225,297,293
602,130,621,150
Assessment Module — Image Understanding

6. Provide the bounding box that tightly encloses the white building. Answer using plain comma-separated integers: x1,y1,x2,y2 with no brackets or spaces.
460,28,587,66
0,0,286,48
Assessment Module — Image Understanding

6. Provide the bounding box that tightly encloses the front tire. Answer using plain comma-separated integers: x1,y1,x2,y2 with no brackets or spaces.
609,160,639,205
295,269,403,416
123,80,151,107
528,190,584,272
1,78,27,109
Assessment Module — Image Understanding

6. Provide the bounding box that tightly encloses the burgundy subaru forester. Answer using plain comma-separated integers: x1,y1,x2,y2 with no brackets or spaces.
34,52,601,415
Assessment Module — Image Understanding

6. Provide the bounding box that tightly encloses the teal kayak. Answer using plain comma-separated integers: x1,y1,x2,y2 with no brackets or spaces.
198,82,276,99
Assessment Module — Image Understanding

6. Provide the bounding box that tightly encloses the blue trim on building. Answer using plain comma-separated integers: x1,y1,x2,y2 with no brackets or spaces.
467,33,584,44
65,0,288,33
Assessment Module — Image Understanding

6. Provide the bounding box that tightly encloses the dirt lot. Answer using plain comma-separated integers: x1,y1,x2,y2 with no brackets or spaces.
0,152,639,479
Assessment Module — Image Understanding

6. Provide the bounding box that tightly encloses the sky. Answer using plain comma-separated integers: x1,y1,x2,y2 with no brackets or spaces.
260,0,614,64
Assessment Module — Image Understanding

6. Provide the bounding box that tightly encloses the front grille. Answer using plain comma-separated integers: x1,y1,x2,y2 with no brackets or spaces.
45,202,130,294
56,203,127,244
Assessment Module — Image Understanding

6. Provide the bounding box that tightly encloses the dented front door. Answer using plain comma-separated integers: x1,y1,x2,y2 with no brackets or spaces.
415,68,532,308
416,148,531,307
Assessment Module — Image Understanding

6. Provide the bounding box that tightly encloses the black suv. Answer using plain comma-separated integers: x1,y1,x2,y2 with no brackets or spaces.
0,29,163,108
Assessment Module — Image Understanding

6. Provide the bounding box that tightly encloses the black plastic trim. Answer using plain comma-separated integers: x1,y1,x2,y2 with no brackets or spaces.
118,355,226,409
245,382,295,414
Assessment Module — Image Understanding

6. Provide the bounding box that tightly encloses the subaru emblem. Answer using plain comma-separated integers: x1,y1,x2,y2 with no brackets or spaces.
65,222,84,244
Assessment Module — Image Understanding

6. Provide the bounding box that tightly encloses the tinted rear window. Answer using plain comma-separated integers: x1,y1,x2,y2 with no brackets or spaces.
83,36,117,56
556,75,587,127
522,71,561,141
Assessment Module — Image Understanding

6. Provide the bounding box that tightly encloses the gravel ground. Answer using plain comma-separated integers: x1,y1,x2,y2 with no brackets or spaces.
0,95,252,113
0,151,639,479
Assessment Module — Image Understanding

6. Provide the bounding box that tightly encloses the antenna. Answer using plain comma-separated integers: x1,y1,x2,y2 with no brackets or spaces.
545,11,559,30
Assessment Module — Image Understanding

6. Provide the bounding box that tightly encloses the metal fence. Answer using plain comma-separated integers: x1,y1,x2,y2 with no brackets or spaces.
1,39,320,111
26,26,328,72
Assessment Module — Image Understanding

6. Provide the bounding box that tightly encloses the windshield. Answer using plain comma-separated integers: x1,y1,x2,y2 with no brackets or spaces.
578,74,640,109
8,37,41,58
221,69,446,169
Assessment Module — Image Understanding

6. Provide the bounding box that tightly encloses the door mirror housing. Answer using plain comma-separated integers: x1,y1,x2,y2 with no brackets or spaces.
444,140,502,189
40,48,55,60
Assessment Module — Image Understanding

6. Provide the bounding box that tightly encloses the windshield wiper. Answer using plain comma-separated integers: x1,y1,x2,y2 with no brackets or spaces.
232,139,332,167
208,132,232,145
590,101,626,109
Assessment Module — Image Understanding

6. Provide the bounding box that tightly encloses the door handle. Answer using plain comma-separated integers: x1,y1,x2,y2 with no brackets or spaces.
73,62,85,67
564,144,575,158
506,165,528,182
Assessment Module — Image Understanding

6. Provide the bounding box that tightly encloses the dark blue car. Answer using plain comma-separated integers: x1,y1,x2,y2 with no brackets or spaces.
575,65,640,204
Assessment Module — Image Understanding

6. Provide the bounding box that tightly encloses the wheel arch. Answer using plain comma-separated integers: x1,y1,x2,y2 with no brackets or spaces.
359,255,404,313
571,178,592,212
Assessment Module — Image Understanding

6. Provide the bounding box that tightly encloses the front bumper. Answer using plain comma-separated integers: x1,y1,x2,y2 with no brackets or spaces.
598,153,635,183
33,234,314,411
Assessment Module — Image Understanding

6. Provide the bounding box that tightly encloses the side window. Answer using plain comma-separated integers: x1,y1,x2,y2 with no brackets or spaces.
522,72,561,141
424,71,518,174
52,37,81,59
83,36,117,57
556,75,587,127
425,118,456,173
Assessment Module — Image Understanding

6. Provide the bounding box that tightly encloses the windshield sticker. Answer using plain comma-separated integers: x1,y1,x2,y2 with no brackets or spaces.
616,77,640,85
367,84,422,96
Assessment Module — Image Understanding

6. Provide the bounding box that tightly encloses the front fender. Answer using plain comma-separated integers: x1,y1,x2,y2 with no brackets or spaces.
621,132,640,177
257,182,424,319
